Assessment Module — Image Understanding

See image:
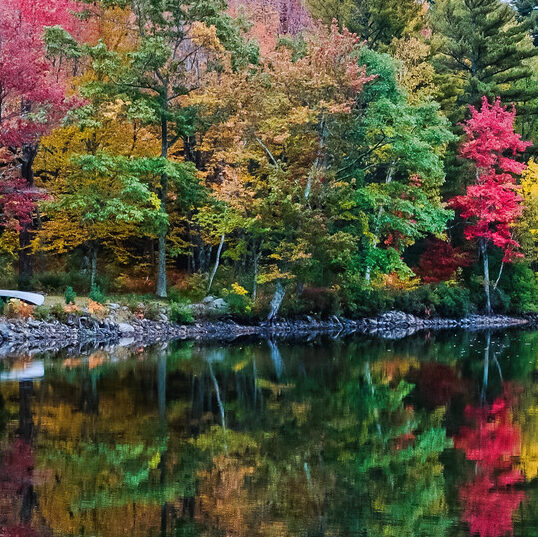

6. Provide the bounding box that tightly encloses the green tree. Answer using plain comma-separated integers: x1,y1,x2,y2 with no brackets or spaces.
75,0,257,297
432,0,538,123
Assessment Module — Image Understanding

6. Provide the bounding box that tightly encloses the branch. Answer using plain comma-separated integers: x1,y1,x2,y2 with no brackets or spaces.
255,136,280,168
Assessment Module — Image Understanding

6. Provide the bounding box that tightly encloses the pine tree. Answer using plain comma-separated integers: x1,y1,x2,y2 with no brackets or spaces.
432,0,538,122
306,0,425,49
512,0,538,46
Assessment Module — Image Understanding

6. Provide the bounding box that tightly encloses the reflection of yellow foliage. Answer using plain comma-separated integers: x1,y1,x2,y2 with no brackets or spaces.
516,384,538,481
370,358,419,383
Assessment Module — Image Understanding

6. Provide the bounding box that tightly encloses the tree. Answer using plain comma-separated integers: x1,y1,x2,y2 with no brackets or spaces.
76,0,258,297
449,97,531,314
432,0,538,124
333,48,455,284
517,158,538,266
0,0,81,286
512,0,538,46
415,237,473,283
36,153,172,287
189,21,374,315
306,0,426,49
229,0,311,35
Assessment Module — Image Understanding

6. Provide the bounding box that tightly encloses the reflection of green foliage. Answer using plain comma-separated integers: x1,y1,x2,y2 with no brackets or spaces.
25,331,537,536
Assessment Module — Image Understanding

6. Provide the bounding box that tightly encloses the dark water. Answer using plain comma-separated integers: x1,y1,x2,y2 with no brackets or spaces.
0,330,537,537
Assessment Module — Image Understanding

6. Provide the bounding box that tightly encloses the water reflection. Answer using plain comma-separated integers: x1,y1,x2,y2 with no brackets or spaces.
0,330,536,537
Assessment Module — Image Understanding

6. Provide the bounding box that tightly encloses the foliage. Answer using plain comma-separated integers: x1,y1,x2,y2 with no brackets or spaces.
169,299,195,324
0,0,535,316
89,284,106,305
221,283,253,316
64,286,77,305
2,299,34,319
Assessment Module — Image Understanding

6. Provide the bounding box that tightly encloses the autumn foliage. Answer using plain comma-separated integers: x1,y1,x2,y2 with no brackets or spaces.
455,395,525,537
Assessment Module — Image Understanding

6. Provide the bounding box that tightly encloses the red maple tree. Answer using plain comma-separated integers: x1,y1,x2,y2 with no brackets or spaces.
449,97,531,314
415,238,474,283
0,0,81,281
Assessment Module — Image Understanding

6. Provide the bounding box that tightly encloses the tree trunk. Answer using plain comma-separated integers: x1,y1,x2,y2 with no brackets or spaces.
207,234,225,293
156,111,169,298
18,144,37,289
481,239,492,315
89,242,98,288
267,280,286,321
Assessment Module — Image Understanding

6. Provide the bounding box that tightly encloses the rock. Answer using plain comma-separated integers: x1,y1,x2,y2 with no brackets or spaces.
118,322,135,334
107,303,120,310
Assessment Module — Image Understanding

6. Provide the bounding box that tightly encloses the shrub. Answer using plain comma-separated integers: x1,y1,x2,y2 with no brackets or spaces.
88,299,107,318
64,286,77,305
169,300,194,324
301,286,341,316
3,299,34,319
89,284,105,304
432,283,473,317
171,272,207,302
221,283,252,316
32,305,51,321
49,304,68,322
143,302,163,321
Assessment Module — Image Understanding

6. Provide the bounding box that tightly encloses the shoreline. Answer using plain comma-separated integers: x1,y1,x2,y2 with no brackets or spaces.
0,310,535,355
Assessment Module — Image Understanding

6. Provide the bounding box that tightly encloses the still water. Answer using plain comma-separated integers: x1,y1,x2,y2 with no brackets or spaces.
0,330,537,537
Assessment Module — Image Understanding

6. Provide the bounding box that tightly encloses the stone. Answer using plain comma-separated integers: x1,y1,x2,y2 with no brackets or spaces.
118,322,135,334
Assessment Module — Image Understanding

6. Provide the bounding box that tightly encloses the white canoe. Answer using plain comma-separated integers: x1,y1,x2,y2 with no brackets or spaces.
0,290,45,306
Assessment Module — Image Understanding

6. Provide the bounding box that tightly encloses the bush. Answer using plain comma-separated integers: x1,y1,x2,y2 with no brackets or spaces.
221,283,252,317
49,304,68,323
432,283,474,317
3,299,34,319
170,272,207,302
64,286,77,305
89,283,105,304
33,305,52,321
143,302,162,321
499,263,538,313
169,300,194,324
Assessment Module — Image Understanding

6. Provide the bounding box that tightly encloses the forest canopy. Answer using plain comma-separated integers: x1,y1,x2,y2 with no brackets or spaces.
0,0,537,317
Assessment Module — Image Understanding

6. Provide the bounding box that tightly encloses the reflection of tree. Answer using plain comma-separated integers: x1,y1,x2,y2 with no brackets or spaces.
3,331,535,537
455,393,525,537
0,381,37,537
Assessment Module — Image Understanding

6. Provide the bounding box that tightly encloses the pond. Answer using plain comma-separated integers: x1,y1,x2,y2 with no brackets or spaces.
0,329,536,537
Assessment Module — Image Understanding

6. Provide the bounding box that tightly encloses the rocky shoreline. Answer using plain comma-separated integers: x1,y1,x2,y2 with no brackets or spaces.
0,310,535,355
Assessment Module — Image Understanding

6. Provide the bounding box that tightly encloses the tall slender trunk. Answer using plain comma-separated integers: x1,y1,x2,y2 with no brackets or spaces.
157,107,169,298
89,242,98,288
480,239,492,315
18,144,37,289
207,234,225,293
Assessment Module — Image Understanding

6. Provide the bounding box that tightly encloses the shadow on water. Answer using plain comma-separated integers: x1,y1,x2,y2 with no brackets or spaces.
0,328,536,537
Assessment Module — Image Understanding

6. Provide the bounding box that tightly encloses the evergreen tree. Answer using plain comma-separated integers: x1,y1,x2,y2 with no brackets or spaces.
306,0,425,49
512,0,538,46
432,0,538,123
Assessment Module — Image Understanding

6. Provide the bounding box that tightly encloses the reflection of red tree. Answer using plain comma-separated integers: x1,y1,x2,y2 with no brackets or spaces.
413,363,466,408
455,396,525,537
0,440,36,537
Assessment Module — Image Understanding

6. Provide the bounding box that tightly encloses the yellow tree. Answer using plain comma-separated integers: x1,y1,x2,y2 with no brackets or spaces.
518,158,538,265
